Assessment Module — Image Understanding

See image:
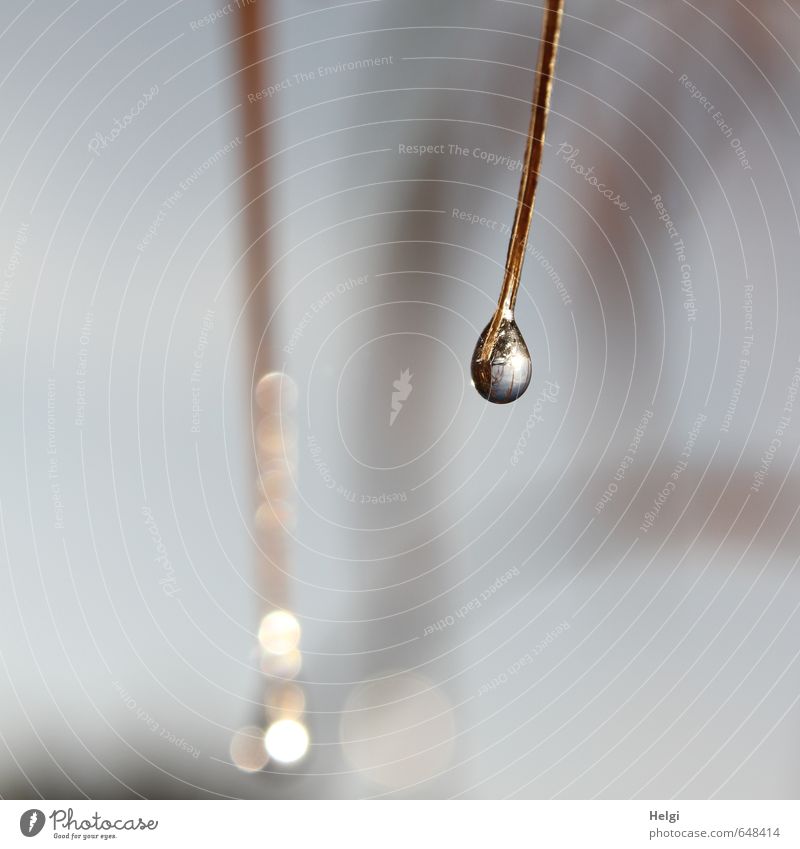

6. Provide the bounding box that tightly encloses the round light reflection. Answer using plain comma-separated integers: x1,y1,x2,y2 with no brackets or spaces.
258,610,301,655
230,725,269,773
255,372,298,414
264,719,309,764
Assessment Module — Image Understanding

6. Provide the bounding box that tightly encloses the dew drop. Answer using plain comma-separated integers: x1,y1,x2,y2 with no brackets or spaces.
470,315,532,404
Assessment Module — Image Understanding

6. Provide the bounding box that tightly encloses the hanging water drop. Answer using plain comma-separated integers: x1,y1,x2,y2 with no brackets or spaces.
470,0,563,404
471,314,532,403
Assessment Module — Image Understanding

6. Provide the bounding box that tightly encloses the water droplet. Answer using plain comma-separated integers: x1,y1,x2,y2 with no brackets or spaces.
471,315,532,404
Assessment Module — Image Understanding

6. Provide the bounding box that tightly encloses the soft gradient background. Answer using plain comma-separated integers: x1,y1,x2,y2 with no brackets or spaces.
1,0,800,799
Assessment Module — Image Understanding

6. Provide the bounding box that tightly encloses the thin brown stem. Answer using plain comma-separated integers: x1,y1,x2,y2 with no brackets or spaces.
479,0,564,360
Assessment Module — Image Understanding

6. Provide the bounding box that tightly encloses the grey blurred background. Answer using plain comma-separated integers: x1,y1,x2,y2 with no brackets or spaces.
1,0,800,799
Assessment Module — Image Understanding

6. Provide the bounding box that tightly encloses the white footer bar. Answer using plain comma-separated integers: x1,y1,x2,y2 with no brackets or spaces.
2,800,796,847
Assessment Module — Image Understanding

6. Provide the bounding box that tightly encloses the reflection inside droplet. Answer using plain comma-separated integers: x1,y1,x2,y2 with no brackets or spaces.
470,315,532,404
